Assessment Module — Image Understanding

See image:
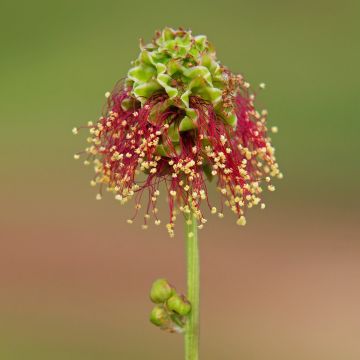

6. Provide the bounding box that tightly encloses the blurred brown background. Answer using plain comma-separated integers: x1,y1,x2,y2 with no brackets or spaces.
1,0,359,359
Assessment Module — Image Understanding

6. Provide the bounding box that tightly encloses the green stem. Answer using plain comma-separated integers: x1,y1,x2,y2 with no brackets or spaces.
185,212,200,360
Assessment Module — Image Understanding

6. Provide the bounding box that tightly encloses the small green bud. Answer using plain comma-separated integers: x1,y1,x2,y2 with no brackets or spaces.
167,294,191,316
150,279,174,303
150,305,169,327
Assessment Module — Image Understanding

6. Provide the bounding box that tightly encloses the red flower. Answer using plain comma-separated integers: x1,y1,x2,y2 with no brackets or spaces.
74,29,281,236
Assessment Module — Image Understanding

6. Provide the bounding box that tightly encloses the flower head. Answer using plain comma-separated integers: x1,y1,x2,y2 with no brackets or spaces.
74,27,282,236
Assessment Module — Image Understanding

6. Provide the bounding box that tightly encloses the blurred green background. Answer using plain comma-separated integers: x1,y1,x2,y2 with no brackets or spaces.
1,0,360,359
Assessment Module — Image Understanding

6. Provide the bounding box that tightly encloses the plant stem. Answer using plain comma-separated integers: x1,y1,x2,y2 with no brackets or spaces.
185,212,200,360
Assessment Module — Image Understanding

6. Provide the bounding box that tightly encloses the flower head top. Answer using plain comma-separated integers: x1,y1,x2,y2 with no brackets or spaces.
74,27,282,237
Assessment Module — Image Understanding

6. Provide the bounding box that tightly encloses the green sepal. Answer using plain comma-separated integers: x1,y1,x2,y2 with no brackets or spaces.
148,98,173,125
128,65,156,82
156,62,167,74
193,86,222,105
133,80,162,102
140,50,155,66
162,27,175,42
183,66,213,86
167,59,182,76
155,144,169,157
194,35,207,51
201,53,220,77
167,122,180,142
157,74,178,98
224,112,237,127
179,116,194,131
180,89,191,108
179,108,198,131
121,98,135,111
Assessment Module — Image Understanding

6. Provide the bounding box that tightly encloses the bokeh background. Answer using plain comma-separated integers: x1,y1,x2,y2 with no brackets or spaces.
1,0,359,359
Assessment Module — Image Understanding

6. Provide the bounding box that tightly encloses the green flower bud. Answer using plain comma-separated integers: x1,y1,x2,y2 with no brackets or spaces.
167,294,191,316
150,305,169,327
150,278,174,303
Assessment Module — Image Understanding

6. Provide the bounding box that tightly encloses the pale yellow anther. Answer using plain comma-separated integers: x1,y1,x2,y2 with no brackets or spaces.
220,135,227,145
105,91,111,98
218,213,224,218
211,207,217,214
259,82,266,89
271,126,278,134
155,219,161,226
127,219,133,224
73,154,80,160
115,194,122,201
237,216,246,226
261,203,266,209
90,180,96,187
268,185,275,192
170,190,177,197
141,224,148,230
96,194,102,200
72,127,78,135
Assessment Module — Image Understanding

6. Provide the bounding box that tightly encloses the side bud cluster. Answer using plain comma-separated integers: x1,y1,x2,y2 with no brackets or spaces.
149,278,191,333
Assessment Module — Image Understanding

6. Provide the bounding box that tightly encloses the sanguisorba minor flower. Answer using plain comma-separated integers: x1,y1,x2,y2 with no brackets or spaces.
73,27,282,237
73,27,282,360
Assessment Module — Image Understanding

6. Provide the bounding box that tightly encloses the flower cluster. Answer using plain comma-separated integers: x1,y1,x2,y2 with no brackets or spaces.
73,27,282,237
